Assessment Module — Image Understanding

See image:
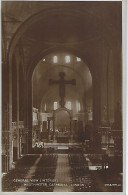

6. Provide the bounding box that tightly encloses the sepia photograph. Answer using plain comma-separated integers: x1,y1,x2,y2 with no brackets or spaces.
1,0,126,193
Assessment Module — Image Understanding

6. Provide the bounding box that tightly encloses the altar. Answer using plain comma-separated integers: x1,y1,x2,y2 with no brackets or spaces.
56,131,70,143
57,135,69,143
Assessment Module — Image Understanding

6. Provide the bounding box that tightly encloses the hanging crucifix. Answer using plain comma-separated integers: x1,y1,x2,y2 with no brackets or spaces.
49,72,76,107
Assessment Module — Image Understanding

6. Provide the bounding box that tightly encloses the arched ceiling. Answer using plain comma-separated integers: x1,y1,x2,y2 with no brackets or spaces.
2,1,121,77
32,52,92,108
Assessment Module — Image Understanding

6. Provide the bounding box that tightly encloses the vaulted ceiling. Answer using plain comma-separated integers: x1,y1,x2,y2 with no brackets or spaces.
2,1,122,112
2,1,122,73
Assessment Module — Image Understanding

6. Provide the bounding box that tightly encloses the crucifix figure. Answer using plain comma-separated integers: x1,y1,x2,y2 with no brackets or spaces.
49,72,76,107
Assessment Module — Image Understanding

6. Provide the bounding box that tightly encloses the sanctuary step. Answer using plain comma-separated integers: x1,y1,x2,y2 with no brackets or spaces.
32,143,84,154
57,146,69,154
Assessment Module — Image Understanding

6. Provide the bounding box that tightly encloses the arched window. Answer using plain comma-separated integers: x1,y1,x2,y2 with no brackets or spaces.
66,101,71,110
54,102,58,110
53,56,58,63
76,57,81,62
65,56,70,63
76,101,81,112
44,104,46,112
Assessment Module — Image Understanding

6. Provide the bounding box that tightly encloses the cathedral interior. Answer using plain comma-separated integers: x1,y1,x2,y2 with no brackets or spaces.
2,1,123,192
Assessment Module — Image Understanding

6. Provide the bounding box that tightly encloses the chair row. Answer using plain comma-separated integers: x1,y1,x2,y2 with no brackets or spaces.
25,154,58,192
2,155,40,191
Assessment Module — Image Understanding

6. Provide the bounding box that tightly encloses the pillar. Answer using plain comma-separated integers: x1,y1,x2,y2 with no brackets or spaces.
16,62,20,159
70,118,72,135
107,49,115,124
93,74,101,126
48,119,50,136
27,80,33,153
113,44,122,125
53,118,55,137
100,39,110,125
74,120,77,134
8,56,13,169
24,77,32,153
2,57,10,171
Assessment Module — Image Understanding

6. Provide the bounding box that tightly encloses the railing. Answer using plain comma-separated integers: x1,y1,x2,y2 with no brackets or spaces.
97,127,122,155
12,121,24,129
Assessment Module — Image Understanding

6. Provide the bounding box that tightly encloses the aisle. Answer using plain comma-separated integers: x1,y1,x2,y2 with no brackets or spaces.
17,155,42,192
53,154,73,192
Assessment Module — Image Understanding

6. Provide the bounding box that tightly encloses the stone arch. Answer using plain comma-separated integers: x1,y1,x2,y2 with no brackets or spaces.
7,4,118,66
7,4,105,152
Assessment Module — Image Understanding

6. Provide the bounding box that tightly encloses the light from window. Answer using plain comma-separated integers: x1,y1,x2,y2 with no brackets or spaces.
76,101,81,112
44,104,46,112
65,56,70,63
66,101,71,110
76,57,81,62
53,56,58,63
54,102,58,110
43,58,45,61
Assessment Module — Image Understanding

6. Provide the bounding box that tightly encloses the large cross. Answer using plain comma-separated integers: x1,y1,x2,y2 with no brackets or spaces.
49,72,76,107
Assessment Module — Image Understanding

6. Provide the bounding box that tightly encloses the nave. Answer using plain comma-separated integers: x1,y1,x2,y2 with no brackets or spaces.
2,144,122,192
2,1,123,193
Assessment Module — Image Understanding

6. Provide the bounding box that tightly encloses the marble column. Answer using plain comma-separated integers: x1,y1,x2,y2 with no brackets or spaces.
2,58,10,171
113,44,122,127
8,57,14,169
24,78,32,153
70,119,72,135
27,80,33,153
100,40,110,126
48,119,50,140
6,55,17,169
53,118,55,138
93,74,101,126
16,62,20,159
74,120,78,140
107,49,115,124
